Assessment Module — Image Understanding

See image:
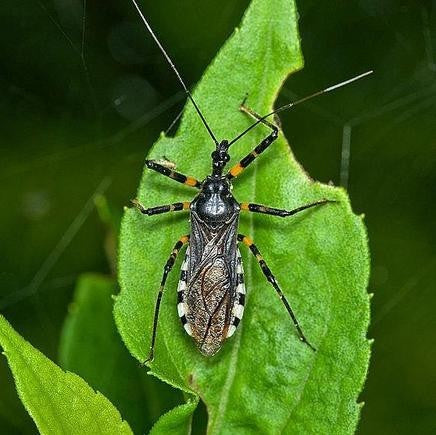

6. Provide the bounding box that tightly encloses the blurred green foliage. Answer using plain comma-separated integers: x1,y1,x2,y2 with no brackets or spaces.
0,314,133,434
59,273,182,434
0,0,435,434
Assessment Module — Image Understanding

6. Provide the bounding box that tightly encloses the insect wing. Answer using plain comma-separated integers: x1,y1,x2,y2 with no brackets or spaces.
180,213,240,355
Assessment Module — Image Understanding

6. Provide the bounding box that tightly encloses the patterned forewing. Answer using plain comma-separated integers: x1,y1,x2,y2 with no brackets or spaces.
187,256,232,355
183,212,239,355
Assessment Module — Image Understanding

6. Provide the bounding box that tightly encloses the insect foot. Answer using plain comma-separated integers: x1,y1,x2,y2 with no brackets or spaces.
239,93,249,109
141,349,154,365
130,198,145,212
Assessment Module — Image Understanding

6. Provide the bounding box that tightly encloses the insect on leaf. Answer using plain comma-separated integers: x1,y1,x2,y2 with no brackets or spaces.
115,0,371,433
0,315,133,435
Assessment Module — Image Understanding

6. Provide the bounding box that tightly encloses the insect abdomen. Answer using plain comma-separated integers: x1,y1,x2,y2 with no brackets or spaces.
177,249,245,356
177,253,193,336
227,250,246,338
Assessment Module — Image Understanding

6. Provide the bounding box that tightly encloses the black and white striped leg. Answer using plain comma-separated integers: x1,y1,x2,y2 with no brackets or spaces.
240,199,336,217
131,199,190,216
145,159,201,188
143,235,190,363
238,234,316,351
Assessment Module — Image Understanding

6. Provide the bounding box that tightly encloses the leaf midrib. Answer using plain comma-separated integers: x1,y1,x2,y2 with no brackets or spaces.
210,15,274,433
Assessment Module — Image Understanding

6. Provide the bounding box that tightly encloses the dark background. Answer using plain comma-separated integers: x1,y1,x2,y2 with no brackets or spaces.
1,0,435,433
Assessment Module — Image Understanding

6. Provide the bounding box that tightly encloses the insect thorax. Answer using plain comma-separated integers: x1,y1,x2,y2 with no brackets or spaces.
191,176,240,226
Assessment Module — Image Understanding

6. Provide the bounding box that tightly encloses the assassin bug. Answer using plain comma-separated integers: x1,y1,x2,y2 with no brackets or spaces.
129,0,372,360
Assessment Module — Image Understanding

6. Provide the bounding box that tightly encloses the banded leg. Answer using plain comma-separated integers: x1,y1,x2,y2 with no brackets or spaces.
145,159,201,188
131,199,190,216
144,235,190,363
238,234,316,351
240,199,336,217
226,103,279,180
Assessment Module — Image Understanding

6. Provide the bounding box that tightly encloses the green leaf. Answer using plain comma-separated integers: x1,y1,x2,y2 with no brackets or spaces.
0,315,133,435
149,395,199,435
59,273,182,434
115,0,371,433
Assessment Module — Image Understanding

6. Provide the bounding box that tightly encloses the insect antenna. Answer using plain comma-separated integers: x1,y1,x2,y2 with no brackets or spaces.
130,0,219,146
228,70,373,147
